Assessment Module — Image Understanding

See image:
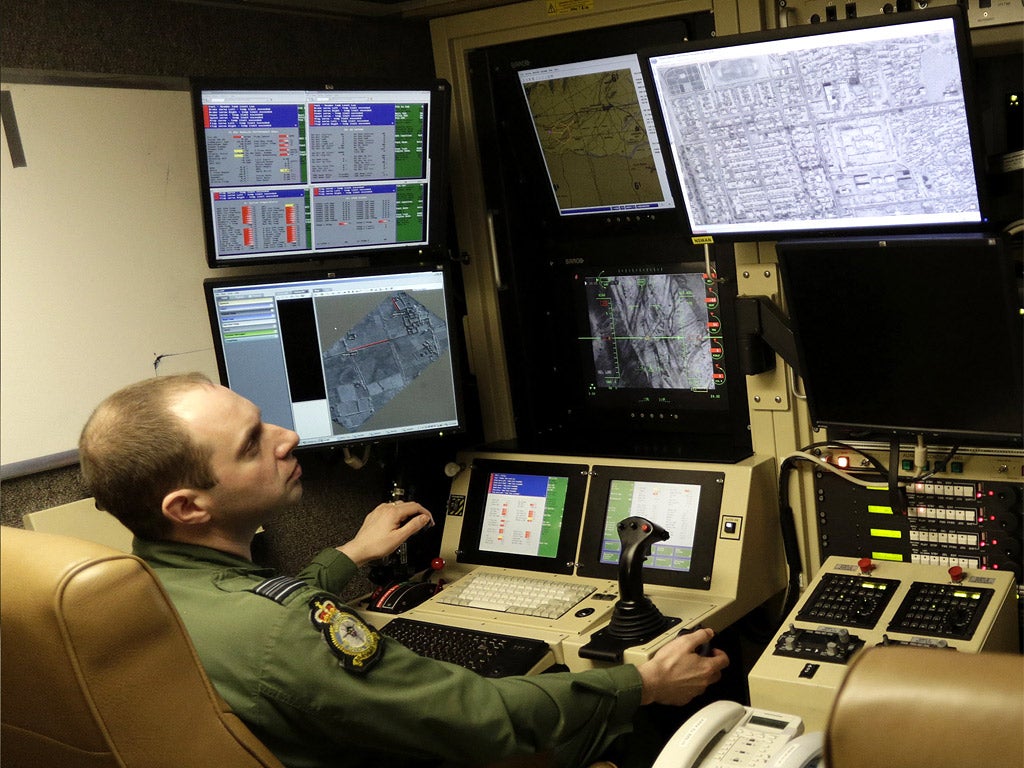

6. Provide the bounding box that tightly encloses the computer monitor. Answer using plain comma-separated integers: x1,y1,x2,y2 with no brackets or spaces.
204,264,463,449
576,465,725,589
467,11,714,238
191,78,450,267
454,457,589,575
517,53,676,219
777,234,1023,445
643,6,988,240
567,255,746,437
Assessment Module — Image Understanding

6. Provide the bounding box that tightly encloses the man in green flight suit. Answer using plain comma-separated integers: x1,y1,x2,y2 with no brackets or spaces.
78,373,729,768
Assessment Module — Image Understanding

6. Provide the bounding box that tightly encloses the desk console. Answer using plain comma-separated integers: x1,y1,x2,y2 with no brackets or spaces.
748,556,1019,730
379,451,786,672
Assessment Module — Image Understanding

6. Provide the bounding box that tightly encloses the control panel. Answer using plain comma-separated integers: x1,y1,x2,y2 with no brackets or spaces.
392,451,786,672
814,469,1022,588
748,556,1019,730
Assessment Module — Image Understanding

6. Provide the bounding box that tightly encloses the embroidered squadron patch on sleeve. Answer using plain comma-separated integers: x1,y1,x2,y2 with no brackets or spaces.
309,596,382,673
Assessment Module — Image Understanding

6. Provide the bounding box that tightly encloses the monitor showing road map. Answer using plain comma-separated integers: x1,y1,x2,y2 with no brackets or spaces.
644,6,987,239
518,54,676,218
204,265,463,448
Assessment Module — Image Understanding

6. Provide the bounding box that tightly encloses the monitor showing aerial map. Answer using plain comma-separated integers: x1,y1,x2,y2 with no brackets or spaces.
518,54,676,218
571,259,731,420
644,7,987,239
581,269,719,393
204,265,463,448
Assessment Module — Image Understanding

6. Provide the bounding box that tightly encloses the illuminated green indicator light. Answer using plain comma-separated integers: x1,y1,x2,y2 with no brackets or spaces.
870,528,902,539
867,505,893,514
872,552,903,562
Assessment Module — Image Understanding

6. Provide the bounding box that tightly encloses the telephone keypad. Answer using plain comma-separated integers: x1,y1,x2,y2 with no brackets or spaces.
712,727,786,766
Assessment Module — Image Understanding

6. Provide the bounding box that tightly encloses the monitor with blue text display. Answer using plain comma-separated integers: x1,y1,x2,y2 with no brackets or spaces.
192,78,450,267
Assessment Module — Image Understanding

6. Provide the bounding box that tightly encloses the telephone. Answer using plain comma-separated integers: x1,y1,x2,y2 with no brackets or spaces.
651,700,824,768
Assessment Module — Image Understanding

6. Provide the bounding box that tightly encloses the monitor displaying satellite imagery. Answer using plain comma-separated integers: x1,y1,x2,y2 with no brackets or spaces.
581,270,718,393
645,7,986,238
574,263,728,410
205,266,463,448
518,54,676,217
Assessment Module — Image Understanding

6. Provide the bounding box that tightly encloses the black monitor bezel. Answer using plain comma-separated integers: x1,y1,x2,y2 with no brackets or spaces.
202,261,466,451
777,234,1023,445
467,11,715,241
455,457,590,575
567,254,735,423
576,465,725,590
639,6,990,242
190,76,451,269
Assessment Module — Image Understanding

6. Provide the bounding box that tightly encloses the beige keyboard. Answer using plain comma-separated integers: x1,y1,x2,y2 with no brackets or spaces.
437,571,596,618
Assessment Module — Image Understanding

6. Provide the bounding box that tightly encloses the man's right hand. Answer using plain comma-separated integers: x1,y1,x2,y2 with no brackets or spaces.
636,628,729,706
335,501,435,567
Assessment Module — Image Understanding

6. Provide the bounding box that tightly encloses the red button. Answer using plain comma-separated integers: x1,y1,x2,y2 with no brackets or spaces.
858,557,875,574
948,566,964,583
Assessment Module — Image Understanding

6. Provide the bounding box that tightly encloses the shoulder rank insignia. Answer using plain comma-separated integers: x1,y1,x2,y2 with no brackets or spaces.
309,596,382,673
251,576,308,605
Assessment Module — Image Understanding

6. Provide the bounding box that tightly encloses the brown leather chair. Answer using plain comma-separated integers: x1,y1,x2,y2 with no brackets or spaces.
825,644,1023,768
0,526,284,768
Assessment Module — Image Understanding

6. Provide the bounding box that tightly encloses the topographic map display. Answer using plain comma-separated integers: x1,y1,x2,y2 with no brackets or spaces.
523,68,663,213
651,22,978,230
321,292,448,430
583,273,713,391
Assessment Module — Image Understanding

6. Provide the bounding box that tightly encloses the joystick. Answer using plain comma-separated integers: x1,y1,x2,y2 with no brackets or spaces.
578,516,680,662
606,517,673,641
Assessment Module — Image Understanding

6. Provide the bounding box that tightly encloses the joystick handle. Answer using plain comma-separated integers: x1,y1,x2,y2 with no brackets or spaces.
617,516,670,603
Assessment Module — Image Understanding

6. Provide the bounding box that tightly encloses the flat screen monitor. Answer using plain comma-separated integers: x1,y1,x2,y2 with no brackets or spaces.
644,7,988,240
191,78,450,267
455,458,589,575
466,11,714,238
778,234,1023,445
576,465,725,589
570,258,738,429
517,54,676,218
204,265,463,449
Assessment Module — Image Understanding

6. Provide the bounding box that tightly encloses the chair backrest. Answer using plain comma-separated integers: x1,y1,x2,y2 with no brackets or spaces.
22,497,134,553
825,645,1023,768
0,526,284,768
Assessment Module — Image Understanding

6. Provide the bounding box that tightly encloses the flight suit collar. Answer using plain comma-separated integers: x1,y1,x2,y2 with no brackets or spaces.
132,537,272,575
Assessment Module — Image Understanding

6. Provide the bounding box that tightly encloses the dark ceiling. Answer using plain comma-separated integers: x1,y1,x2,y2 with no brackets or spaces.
199,0,526,19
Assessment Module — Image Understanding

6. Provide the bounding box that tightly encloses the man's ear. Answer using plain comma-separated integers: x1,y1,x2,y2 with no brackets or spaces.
161,489,212,527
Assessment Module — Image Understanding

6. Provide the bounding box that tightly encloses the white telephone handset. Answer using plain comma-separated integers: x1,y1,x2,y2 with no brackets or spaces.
651,700,823,768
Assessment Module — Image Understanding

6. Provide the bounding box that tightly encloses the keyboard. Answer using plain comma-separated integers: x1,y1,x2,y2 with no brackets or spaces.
435,571,596,618
380,617,550,677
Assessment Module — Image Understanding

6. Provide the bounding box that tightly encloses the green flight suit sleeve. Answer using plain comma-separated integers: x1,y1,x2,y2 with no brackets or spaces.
245,592,643,768
295,547,358,594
